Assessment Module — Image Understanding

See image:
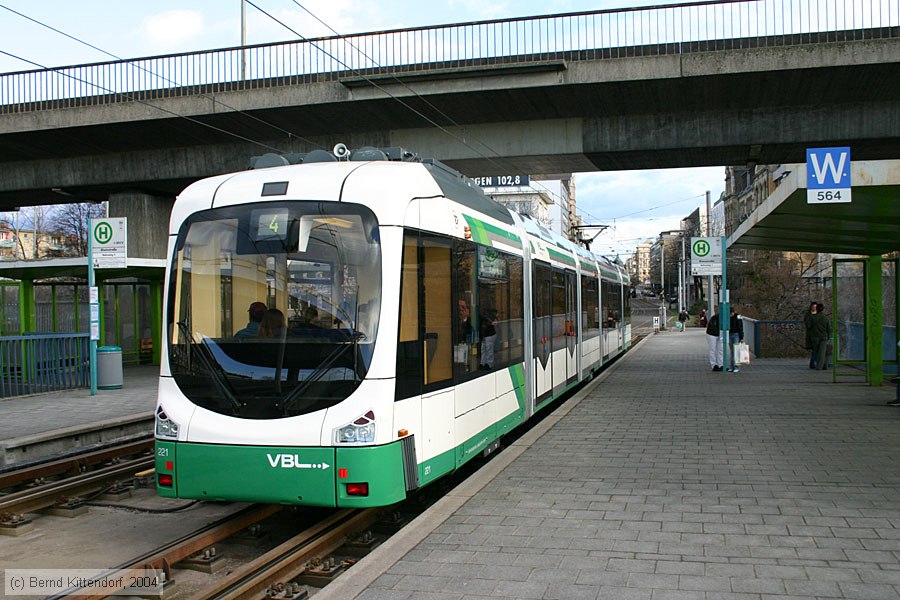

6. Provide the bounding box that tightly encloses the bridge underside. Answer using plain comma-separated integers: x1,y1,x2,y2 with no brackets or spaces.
0,38,898,210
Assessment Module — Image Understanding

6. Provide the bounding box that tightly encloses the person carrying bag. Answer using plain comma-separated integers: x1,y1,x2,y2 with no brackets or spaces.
726,308,745,372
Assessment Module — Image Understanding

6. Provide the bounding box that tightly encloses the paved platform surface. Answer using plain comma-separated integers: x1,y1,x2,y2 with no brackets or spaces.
321,329,900,600
0,365,158,444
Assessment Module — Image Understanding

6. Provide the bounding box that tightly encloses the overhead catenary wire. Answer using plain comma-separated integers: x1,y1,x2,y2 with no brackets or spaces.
0,3,323,151
0,48,289,155
5,1,701,252
251,0,574,209
4,0,574,217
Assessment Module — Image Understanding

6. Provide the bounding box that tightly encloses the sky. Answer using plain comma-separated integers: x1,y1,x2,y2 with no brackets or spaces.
0,0,726,258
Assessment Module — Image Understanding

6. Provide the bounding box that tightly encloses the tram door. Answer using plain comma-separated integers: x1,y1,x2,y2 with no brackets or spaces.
532,262,553,403
549,269,578,395
565,270,578,385
551,270,567,396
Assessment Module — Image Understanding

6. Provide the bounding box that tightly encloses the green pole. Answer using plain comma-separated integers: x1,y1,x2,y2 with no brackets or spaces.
19,279,35,384
19,279,35,333
720,236,730,372
50,285,56,331
151,279,163,366
865,255,883,386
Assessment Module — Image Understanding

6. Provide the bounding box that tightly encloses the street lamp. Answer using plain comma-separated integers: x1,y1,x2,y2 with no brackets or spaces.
660,230,690,314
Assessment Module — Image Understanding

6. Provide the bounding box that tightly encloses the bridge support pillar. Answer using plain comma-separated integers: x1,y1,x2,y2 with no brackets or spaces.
108,192,173,259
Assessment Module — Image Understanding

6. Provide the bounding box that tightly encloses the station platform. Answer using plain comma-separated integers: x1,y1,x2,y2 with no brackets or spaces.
0,365,158,467
321,329,900,600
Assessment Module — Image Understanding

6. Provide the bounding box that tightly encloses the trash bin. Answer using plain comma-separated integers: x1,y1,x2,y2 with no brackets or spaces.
97,346,124,390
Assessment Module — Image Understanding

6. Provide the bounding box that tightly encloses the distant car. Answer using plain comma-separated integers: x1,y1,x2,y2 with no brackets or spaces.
666,294,677,303
642,291,656,297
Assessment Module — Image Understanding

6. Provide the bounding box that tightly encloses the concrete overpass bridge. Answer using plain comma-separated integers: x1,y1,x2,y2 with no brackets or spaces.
0,0,898,213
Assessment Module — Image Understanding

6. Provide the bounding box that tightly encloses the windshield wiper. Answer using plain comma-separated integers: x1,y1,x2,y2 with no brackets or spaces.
176,321,242,414
281,343,355,414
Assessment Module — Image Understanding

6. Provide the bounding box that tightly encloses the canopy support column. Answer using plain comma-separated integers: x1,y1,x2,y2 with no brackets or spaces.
19,279,35,333
865,255,883,386
151,280,163,365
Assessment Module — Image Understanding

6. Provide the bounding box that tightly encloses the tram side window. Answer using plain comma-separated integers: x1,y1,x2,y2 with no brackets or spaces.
552,271,567,349
396,232,422,399
623,285,632,324
454,239,479,377
422,236,453,388
476,246,524,371
601,279,622,328
533,262,552,366
395,232,455,398
395,230,527,400
581,275,600,339
505,254,525,365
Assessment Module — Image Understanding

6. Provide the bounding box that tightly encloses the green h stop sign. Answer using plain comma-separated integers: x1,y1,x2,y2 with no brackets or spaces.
94,221,113,244
692,239,710,257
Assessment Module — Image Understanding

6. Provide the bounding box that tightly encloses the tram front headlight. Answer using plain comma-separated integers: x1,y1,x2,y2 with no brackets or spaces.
155,406,180,440
334,410,375,444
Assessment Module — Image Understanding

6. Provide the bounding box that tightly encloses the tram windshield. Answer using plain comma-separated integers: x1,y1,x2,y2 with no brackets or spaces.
167,201,381,419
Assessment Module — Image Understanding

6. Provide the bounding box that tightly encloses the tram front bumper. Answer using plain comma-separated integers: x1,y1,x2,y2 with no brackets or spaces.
154,440,407,507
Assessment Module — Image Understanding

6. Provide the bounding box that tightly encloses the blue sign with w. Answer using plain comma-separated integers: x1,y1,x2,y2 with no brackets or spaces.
806,147,851,204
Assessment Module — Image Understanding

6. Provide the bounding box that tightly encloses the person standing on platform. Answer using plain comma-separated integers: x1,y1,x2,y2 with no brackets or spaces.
726,308,745,372
803,301,818,369
706,309,723,371
678,309,689,332
809,302,832,371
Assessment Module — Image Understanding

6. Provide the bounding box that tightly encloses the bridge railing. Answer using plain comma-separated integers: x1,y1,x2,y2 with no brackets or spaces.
1,0,898,113
0,333,90,398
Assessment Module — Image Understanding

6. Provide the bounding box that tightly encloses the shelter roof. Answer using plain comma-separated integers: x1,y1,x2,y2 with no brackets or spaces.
0,257,165,281
728,160,900,256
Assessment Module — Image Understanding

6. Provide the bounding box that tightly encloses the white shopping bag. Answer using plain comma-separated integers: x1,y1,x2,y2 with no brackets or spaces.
734,342,750,365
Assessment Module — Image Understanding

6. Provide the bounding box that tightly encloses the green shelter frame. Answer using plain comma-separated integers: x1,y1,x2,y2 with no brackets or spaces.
729,160,900,387
831,257,898,384
0,258,164,366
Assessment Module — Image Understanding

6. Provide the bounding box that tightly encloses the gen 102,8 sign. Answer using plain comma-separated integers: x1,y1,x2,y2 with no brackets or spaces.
691,237,722,276
470,175,530,187
807,147,851,204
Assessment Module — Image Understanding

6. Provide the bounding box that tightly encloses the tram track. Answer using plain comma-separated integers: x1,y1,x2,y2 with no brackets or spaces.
51,503,379,599
0,437,154,517
0,454,154,516
196,508,378,599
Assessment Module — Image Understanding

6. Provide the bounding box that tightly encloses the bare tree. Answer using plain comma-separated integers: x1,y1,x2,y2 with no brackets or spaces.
0,206,61,259
0,209,33,258
732,250,828,320
50,202,106,256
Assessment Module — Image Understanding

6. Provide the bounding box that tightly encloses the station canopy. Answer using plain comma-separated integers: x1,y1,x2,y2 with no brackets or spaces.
729,160,900,256
0,257,165,281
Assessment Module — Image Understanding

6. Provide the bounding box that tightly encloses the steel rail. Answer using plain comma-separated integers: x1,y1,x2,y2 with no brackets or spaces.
198,508,379,599
54,503,283,600
0,455,153,516
0,436,153,490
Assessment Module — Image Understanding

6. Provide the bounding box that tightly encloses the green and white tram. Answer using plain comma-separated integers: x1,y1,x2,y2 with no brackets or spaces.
155,147,630,507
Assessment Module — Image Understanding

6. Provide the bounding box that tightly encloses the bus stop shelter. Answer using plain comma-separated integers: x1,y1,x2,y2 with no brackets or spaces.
0,257,164,396
729,159,900,386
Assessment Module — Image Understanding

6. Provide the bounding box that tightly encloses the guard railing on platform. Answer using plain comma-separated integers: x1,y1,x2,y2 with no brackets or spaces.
741,317,805,358
2,0,898,112
0,333,90,398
